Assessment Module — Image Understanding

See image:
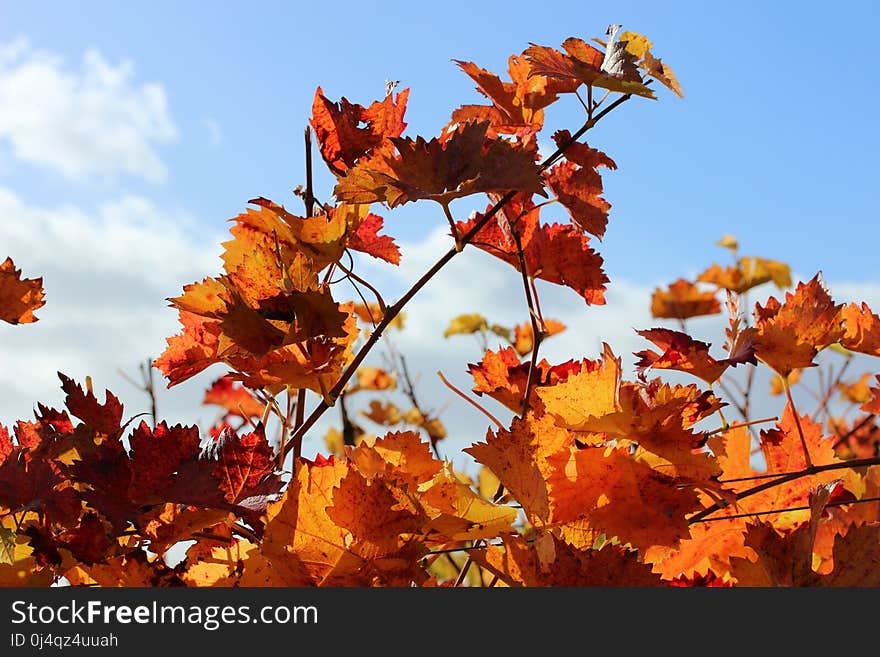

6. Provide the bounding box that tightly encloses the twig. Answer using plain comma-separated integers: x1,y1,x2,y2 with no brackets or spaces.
689,455,880,523
783,378,813,468
706,416,778,437
335,253,387,314
437,370,504,429
512,224,544,418
831,413,876,449
691,495,880,524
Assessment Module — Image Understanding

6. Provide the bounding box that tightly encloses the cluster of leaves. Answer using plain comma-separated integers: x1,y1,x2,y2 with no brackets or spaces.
3,26,880,587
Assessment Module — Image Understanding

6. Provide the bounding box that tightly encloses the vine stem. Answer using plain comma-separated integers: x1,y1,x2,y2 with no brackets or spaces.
783,378,813,468
437,370,503,429
512,223,544,418
280,93,634,460
692,495,880,524
831,413,876,449
706,416,777,437
688,455,880,524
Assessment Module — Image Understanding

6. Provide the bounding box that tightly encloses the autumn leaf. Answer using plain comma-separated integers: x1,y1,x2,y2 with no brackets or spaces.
468,347,584,413
465,411,573,527
617,30,683,98
444,313,489,338
203,376,265,418
545,444,702,551
347,431,442,488
459,206,608,305
634,327,755,384
472,534,663,587
698,257,792,294
535,343,622,431
0,257,45,324
334,121,544,207
837,372,874,404
347,211,401,265
311,86,409,176
545,130,616,239
451,55,578,137
840,302,880,356
753,274,844,376
361,400,403,427
862,375,880,413
513,318,566,356
524,35,655,99
651,279,721,320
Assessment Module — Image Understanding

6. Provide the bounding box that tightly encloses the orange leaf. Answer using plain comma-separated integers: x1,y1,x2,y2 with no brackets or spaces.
0,257,45,324
651,279,721,320
524,35,655,99
465,411,573,527
546,444,701,551
310,86,409,176
513,318,566,356
472,534,663,587
347,212,400,265
347,431,442,488
459,205,608,305
202,376,264,418
635,327,755,384
545,130,616,239
840,302,880,356
698,257,791,294
451,55,578,138
534,343,622,431
837,372,874,404
334,121,543,207
753,274,844,376
861,375,880,413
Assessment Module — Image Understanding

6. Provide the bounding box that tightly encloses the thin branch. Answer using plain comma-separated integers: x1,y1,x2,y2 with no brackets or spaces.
812,357,852,422
441,202,461,250
231,522,260,544
832,413,876,449
334,253,387,314
689,455,880,524
454,555,474,587
707,416,778,437
692,495,880,524
427,544,496,557
783,378,813,468
512,224,544,418
717,379,748,420
718,471,795,485
281,96,634,461
437,370,504,429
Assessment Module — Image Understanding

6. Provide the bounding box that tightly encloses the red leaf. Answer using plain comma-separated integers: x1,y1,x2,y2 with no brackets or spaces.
348,213,401,265
58,373,123,437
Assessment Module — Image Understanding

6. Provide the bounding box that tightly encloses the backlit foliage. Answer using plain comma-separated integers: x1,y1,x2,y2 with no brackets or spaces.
2,25,879,587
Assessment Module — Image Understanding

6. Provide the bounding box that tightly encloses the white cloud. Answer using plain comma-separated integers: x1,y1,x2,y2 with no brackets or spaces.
0,186,224,430
202,117,223,147
0,39,177,182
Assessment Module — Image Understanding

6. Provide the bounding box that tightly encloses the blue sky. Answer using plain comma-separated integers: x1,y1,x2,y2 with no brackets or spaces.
1,1,878,461
3,1,878,282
